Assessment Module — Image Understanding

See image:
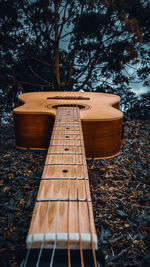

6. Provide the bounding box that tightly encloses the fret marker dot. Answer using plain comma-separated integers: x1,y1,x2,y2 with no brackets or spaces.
63,169,68,173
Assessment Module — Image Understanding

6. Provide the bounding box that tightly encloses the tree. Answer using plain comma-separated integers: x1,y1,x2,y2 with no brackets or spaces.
0,0,150,113
126,92,150,120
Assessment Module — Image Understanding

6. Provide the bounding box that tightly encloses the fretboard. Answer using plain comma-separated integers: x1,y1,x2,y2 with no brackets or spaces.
26,106,98,250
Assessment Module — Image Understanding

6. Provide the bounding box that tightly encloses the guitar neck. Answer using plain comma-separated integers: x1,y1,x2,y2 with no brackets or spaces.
26,106,98,250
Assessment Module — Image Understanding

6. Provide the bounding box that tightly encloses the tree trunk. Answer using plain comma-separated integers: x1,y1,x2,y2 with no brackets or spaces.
54,1,61,90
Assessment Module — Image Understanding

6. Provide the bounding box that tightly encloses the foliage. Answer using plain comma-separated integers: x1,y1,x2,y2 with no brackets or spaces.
126,92,150,120
0,0,150,116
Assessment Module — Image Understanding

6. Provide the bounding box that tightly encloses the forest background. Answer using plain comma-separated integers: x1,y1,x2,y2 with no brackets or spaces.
0,0,150,121
0,0,150,267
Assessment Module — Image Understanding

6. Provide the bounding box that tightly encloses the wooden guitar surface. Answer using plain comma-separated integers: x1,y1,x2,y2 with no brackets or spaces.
13,91,123,158
13,92,123,266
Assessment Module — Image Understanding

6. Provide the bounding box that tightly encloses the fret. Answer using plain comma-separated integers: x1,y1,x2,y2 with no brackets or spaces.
42,177,89,180
55,120,80,123
55,122,80,124
50,139,84,146
51,134,82,140
52,130,81,134
36,180,91,201
47,145,85,155
42,165,88,179
54,124,80,129
56,116,79,120
45,154,86,165
36,199,91,202
54,126,80,131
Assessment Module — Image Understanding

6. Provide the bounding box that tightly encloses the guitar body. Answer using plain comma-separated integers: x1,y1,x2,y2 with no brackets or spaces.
13,92,123,266
13,91,123,158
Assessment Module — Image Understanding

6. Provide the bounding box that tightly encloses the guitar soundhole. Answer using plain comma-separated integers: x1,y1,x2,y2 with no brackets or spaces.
66,127,69,129
66,136,69,138
47,104,90,110
62,169,68,173
64,148,69,151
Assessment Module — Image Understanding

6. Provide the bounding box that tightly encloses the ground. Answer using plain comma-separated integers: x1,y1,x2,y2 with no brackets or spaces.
0,118,150,267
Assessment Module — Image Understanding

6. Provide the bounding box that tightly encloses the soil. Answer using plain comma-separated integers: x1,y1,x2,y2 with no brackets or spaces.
0,118,150,267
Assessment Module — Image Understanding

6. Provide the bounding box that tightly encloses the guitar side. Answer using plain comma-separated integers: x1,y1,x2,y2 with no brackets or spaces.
13,92,123,159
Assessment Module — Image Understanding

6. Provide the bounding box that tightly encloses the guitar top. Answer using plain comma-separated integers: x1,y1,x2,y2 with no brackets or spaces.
13,92,123,159
14,91,122,120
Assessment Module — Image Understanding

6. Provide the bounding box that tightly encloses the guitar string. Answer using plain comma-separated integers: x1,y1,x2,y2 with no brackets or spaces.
83,117,98,267
74,96,84,267
78,102,98,267
48,99,71,266
62,101,71,267
48,105,63,267
35,106,62,267
23,131,53,267
77,105,92,265
63,102,71,267
23,110,56,267
66,95,83,266
72,98,97,266
49,99,69,267
24,122,59,266
71,96,80,266
67,101,71,267
35,104,65,267
23,189,43,266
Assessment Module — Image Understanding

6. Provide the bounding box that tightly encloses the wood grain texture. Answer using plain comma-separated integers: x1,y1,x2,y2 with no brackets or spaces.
26,107,97,250
13,91,123,158
14,113,54,149
13,91,122,120
47,145,85,155
82,118,123,158
45,154,86,165
27,201,97,249
42,165,88,179
36,180,91,201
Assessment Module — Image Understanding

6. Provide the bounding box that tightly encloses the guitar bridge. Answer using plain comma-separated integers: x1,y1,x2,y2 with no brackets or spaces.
47,96,90,100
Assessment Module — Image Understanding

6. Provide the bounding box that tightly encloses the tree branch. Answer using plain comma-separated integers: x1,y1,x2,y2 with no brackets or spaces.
30,55,52,67
54,0,61,89
64,50,75,88
28,64,52,84
58,2,68,38
17,80,53,87
77,59,97,90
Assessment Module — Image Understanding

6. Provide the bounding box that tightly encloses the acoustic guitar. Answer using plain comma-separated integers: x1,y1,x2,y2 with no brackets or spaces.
13,92,123,267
